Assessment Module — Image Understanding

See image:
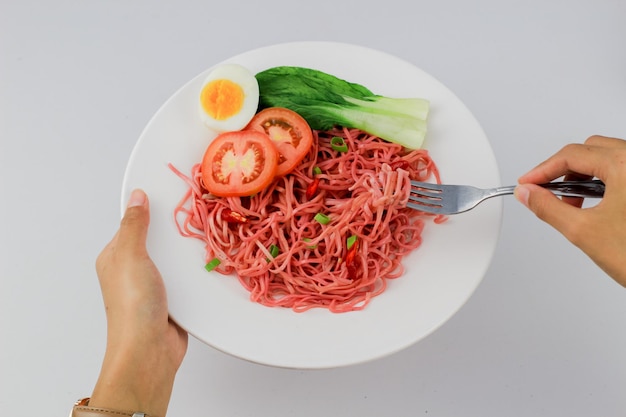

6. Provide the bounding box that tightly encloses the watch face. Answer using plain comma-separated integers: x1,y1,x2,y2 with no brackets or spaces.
74,398,90,406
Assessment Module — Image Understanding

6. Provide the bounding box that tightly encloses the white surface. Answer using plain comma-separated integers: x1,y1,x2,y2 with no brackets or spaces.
1,0,625,416
122,41,501,369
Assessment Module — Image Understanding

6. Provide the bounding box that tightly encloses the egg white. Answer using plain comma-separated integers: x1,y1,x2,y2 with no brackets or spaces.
198,63,260,132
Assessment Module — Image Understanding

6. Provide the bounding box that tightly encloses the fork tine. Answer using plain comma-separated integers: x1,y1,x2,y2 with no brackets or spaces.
410,181,443,191
406,201,445,214
407,194,442,206
409,188,443,199
409,181,444,197
410,180,441,188
407,181,447,214
409,182,445,198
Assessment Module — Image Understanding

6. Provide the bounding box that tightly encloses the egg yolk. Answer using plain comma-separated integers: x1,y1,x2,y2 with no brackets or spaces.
200,79,244,120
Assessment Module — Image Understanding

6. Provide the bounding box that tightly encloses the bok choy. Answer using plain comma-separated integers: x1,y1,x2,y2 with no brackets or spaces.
255,66,430,149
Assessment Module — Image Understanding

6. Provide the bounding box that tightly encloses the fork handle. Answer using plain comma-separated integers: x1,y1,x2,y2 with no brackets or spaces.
493,180,605,198
538,179,605,198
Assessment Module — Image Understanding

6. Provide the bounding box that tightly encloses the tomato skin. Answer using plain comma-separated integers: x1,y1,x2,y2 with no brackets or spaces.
245,107,313,177
201,130,278,197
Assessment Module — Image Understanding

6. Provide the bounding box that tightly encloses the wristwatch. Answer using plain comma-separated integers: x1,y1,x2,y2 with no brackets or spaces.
72,397,159,417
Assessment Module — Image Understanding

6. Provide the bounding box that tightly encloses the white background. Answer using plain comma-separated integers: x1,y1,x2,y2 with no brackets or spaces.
1,1,625,416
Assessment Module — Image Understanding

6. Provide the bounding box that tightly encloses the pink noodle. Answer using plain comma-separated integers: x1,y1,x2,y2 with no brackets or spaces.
170,128,444,313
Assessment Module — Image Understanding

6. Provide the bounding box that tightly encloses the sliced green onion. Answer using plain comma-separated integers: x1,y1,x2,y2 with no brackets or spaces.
205,258,221,272
313,166,322,175
269,244,280,258
303,237,317,249
330,136,348,152
346,235,358,249
314,213,331,225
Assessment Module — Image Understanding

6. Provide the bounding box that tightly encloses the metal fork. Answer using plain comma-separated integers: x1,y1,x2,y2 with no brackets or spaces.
408,180,605,215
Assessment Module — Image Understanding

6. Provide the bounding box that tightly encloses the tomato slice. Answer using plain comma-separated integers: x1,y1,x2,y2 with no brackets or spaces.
201,130,278,197
245,107,313,177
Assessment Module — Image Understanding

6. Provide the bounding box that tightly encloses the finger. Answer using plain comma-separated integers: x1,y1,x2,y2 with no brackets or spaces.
515,183,586,236
95,229,119,273
585,134,626,149
117,189,150,257
560,195,585,208
518,143,611,184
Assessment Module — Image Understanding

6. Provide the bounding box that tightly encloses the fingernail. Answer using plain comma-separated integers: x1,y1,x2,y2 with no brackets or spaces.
127,189,146,208
514,185,530,208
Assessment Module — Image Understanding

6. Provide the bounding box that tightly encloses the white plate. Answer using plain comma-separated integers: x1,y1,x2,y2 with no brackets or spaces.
122,41,501,369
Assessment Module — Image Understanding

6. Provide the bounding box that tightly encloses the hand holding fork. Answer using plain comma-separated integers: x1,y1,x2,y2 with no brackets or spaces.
412,135,626,287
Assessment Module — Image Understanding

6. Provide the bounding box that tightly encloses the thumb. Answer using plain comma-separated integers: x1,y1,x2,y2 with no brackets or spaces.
117,189,150,254
514,184,582,236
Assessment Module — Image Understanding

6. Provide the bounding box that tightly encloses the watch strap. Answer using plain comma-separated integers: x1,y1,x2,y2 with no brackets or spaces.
72,398,155,417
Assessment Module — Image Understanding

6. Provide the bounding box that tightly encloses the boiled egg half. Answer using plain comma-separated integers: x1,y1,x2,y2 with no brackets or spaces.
198,63,259,132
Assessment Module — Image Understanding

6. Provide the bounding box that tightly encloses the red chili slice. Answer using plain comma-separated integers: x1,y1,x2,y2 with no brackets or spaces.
221,208,249,224
305,177,321,200
345,239,360,280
